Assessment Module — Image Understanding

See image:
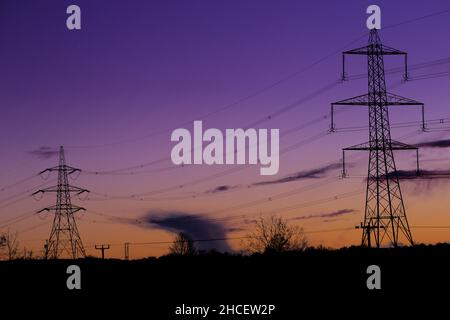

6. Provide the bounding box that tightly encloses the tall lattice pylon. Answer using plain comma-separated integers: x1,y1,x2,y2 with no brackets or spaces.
330,29,425,248
33,146,89,259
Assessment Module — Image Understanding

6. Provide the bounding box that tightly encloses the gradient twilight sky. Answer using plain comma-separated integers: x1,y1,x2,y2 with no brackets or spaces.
1,0,450,258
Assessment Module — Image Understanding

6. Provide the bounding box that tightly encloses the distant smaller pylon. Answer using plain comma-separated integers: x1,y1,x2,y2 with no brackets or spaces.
33,146,89,259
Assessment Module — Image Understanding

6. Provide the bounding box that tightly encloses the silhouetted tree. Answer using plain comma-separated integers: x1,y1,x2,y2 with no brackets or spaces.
246,216,308,254
169,232,197,256
0,230,20,260
0,233,6,251
20,247,34,260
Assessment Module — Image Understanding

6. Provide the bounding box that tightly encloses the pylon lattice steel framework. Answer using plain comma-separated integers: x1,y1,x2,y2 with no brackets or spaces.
33,146,89,259
330,29,425,248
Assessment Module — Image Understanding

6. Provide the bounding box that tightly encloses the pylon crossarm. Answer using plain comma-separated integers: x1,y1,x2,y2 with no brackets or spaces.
32,189,44,196
385,93,423,106
341,141,420,177
380,44,407,55
343,141,418,151
341,43,407,81
75,188,89,195
331,92,424,131
33,185,89,194
343,45,373,55
66,167,81,175
330,95,368,131
332,93,370,106
38,165,81,174
66,185,89,194
343,44,406,56
341,142,369,177
390,140,418,150
37,205,86,213
332,92,422,107
343,141,371,151
38,168,52,175
71,206,86,214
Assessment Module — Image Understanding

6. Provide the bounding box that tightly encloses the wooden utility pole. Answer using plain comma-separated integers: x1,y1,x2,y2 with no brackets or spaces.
95,244,110,259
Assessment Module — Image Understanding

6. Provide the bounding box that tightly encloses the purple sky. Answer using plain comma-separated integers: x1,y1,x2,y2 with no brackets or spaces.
1,0,450,258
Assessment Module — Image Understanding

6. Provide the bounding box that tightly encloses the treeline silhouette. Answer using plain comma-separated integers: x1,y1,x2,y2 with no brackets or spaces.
1,243,449,318
1,216,448,317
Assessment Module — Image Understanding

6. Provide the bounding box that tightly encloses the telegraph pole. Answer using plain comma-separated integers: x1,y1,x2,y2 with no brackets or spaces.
124,242,130,260
95,244,110,259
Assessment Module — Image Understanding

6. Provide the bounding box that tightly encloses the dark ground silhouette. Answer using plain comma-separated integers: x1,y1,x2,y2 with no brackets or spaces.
0,244,448,317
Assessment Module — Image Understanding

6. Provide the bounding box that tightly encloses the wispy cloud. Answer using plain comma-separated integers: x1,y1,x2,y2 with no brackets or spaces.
206,163,343,194
376,169,450,180
290,208,356,221
415,139,450,149
370,169,450,195
27,146,59,159
254,163,342,186
206,185,240,194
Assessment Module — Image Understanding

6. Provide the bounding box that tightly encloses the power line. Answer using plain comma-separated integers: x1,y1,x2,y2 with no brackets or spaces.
17,225,450,249
87,130,330,200
410,70,450,81
66,34,367,151
334,116,450,133
207,177,340,216
1,9,450,235
345,55,450,81
80,51,450,175
383,7,450,30
0,174,39,193
85,227,358,248
83,132,417,223
83,83,341,176
0,178,55,206
65,7,450,151
18,220,49,234
87,128,423,203
79,65,441,179
83,109,334,176
0,210,37,229
78,131,422,254
85,184,360,229
0,195,34,210
89,100,348,178
411,225,450,229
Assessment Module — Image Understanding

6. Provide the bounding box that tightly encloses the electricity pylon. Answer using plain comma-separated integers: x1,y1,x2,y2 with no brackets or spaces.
330,29,425,248
33,146,89,259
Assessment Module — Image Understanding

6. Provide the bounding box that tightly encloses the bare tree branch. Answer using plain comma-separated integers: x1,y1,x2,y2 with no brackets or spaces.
0,230,20,260
169,232,197,256
245,216,308,254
